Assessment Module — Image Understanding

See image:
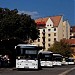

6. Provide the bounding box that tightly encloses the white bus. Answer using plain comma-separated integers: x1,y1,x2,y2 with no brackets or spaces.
53,53,63,66
15,44,42,70
39,51,53,67
63,57,75,65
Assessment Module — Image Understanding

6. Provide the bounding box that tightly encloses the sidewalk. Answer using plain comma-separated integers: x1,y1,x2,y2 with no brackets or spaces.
0,67,16,72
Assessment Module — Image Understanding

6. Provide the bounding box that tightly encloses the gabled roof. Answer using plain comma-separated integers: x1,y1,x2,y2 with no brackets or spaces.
50,16,62,27
35,17,49,25
35,15,62,27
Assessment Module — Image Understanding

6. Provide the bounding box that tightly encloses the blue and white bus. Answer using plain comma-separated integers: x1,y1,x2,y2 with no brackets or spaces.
39,51,53,67
53,53,63,66
15,44,42,70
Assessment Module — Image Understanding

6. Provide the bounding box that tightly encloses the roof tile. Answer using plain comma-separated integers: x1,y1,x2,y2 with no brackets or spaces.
35,16,62,27
64,39,75,45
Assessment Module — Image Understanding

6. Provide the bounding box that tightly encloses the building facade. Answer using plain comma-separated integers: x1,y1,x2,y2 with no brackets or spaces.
63,21,70,39
64,39,75,59
70,26,75,39
33,15,70,50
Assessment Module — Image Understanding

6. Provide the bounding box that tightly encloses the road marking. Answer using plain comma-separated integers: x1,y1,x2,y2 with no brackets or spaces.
59,67,75,75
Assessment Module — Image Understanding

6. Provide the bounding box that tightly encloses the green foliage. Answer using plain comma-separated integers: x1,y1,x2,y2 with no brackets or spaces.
0,7,39,41
48,40,72,57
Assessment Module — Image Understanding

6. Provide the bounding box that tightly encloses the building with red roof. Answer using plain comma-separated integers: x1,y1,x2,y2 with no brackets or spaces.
32,15,70,50
64,39,75,58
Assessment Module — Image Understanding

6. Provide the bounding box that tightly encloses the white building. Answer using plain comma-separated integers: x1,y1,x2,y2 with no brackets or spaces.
33,15,70,50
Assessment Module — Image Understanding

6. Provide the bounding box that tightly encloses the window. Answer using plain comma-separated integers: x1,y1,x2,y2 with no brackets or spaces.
54,33,56,36
48,44,50,47
25,50,37,54
48,34,51,37
54,38,56,41
50,24,51,26
48,29,51,31
43,29,45,32
38,39,40,42
54,28,56,31
43,43,45,46
47,25,49,26
48,38,51,41
70,33,72,35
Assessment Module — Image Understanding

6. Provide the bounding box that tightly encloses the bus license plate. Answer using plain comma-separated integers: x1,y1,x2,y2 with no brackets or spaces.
24,66,29,68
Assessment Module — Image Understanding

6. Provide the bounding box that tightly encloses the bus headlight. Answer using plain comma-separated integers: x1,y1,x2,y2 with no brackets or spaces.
18,57,20,59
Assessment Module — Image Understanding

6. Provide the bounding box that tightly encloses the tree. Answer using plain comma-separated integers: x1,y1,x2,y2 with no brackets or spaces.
48,40,72,57
0,8,39,67
0,7,39,42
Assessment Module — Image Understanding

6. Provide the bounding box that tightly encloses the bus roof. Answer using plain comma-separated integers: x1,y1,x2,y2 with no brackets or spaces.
16,44,43,50
39,50,53,54
53,53,62,56
17,44,37,47
68,57,75,59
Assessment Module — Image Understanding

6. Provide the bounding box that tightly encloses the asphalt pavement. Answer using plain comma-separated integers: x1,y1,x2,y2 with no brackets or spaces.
0,65,75,75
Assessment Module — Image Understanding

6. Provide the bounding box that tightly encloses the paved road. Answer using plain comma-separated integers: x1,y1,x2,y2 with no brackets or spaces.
66,69,75,75
0,65,75,75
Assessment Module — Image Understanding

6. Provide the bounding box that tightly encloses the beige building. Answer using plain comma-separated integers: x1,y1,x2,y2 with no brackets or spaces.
63,20,70,39
63,21,70,39
33,15,70,50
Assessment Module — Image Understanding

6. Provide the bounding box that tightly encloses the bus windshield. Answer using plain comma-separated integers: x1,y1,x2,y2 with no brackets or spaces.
39,53,53,61
53,56,62,61
16,46,38,60
65,58,74,62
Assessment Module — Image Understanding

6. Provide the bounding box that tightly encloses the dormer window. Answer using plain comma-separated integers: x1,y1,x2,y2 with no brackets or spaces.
47,25,49,26
50,24,51,26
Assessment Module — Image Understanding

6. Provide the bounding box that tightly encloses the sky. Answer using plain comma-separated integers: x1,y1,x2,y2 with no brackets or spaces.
0,0,75,26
